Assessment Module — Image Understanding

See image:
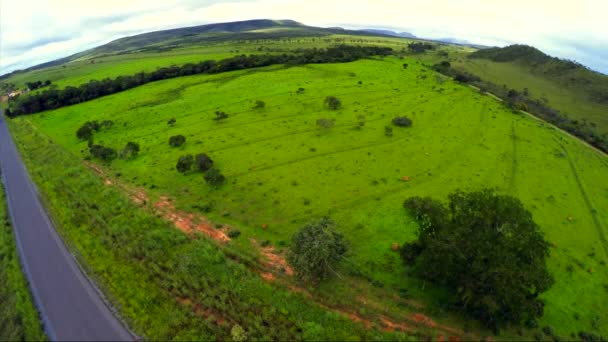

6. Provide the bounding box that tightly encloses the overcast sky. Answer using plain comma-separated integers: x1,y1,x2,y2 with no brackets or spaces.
1,0,607,76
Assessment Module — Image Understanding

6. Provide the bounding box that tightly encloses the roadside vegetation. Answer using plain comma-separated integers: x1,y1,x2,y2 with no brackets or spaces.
0,180,46,341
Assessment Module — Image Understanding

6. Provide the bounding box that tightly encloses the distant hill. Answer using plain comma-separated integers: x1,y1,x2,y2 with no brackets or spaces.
359,29,416,38
1,19,387,80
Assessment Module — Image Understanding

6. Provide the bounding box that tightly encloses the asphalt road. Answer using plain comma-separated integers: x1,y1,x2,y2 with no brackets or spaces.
0,110,132,341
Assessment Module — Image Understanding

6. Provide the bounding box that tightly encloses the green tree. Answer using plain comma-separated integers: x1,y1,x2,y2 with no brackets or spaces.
176,155,194,173
76,125,93,141
402,189,554,329
392,116,413,127
213,111,229,122
287,217,348,283
204,168,225,186
119,142,140,160
324,96,342,110
253,100,266,109
169,135,186,147
195,153,213,172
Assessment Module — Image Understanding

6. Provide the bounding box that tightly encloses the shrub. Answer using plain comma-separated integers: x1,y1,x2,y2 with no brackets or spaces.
253,100,266,109
167,118,176,126
214,111,229,122
100,120,114,129
89,144,117,162
194,153,213,172
324,96,342,110
169,135,186,147
76,125,93,141
176,155,194,173
204,168,225,186
392,116,413,127
384,126,393,137
230,324,247,342
402,189,554,329
287,217,348,283
228,230,241,239
119,141,140,160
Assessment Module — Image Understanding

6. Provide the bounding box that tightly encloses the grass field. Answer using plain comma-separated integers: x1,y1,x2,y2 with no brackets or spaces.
0,179,46,341
11,52,608,339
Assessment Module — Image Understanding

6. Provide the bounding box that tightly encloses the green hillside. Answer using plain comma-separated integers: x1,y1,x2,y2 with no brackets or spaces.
3,21,608,341
8,51,608,339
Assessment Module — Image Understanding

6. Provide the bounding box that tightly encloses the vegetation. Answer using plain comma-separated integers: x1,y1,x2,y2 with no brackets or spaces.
408,42,435,53
0,182,46,341
287,217,348,283
203,168,225,187
119,141,140,160
176,154,194,173
169,134,186,147
5,33,608,339
7,45,392,116
392,116,412,127
324,96,342,110
89,144,117,162
402,189,554,330
25,80,51,90
195,153,214,172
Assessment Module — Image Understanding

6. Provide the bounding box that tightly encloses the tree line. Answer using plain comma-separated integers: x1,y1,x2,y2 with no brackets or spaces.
5,45,392,117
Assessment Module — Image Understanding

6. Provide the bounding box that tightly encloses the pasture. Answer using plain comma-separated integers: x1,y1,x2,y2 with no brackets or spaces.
14,55,608,337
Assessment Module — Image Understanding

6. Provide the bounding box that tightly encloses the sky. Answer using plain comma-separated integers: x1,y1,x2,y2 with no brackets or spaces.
1,0,607,76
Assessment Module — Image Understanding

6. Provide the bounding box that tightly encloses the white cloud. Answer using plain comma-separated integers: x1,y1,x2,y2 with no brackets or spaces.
1,0,607,74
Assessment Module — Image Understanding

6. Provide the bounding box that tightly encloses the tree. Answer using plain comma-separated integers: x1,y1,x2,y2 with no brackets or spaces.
176,155,194,173
195,153,213,172
120,141,140,160
169,135,186,147
204,167,225,186
167,118,176,126
287,217,348,283
89,144,117,162
214,111,229,122
401,189,554,329
324,96,341,110
76,125,93,141
392,116,413,127
253,100,266,109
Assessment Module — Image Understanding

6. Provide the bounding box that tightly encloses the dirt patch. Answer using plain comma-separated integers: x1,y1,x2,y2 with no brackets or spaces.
411,313,462,336
380,316,412,333
260,245,293,276
260,272,275,281
154,196,230,243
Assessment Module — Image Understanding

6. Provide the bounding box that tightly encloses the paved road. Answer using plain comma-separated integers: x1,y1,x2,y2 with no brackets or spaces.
0,110,132,341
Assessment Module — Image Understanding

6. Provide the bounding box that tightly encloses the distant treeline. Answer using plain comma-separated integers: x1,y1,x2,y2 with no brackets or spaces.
6,45,392,117
433,61,608,153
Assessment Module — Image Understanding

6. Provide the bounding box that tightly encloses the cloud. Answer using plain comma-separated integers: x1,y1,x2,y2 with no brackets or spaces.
0,0,607,75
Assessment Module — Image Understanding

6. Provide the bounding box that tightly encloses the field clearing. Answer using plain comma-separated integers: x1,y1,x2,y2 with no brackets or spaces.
15,55,608,337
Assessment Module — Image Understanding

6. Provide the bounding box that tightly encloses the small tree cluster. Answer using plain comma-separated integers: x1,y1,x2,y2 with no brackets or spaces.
392,116,413,127
324,96,342,110
204,167,225,187
76,120,114,141
287,217,348,283
169,135,186,147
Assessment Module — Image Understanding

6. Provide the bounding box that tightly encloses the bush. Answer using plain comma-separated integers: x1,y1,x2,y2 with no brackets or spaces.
392,116,413,127
324,96,342,110
195,153,214,172
316,118,335,129
119,141,140,160
402,189,554,329
169,135,186,147
253,100,265,109
167,118,176,126
204,168,225,186
176,155,194,173
214,111,229,122
287,217,348,283
89,144,117,162
228,230,241,239
384,126,393,137
76,125,93,141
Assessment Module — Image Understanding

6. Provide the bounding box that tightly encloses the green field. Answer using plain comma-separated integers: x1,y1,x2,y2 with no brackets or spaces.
0,179,46,341
11,52,608,339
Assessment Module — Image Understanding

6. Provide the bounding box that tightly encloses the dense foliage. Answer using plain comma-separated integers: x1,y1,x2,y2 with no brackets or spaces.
119,142,140,160
6,45,392,116
324,96,342,110
287,217,348,283
25,80,51,90
408,42,435,53
176,154,194,173
402,189,554,329
89,144,117,162
195,153,214,172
